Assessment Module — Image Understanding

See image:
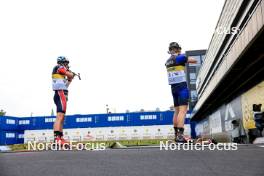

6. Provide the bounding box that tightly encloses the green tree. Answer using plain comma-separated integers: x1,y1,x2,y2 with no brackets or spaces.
0,109,6,116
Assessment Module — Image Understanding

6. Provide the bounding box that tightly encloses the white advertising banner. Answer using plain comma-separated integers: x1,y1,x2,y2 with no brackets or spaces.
24,125,191,143
209,111,222,134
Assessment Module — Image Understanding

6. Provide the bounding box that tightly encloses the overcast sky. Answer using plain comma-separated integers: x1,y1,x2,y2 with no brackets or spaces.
0,0,225,117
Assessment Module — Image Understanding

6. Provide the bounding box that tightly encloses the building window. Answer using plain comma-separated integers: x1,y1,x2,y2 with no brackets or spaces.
76,117,92,122
189,66,196,72
190,73,196,80
45,118,56,123
201,55,205,64
6,119,15,125
107,116,124,121
140,115,157,120
18,134,24,138
190,73,196,84
190,90,198,102
6,133,15,138
19,120,30,125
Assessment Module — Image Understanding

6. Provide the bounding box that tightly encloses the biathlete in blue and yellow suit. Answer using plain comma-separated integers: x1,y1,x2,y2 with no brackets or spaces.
165,42,197,143
52,56,75,145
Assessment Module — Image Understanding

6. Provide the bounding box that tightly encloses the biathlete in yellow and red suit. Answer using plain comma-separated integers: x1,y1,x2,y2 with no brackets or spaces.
52,56,75,145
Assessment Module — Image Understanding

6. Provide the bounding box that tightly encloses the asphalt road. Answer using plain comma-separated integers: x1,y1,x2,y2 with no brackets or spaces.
0,145,264,176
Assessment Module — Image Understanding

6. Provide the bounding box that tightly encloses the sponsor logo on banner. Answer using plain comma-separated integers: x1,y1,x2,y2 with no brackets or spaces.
83,131,95,141
143,128,152,139
118,129,129,140
154,128,164,139
37,136,46,142
95,130,104,141
131,129,140,140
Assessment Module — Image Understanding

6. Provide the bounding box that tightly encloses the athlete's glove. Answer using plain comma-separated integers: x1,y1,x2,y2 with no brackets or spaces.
64,64,81,80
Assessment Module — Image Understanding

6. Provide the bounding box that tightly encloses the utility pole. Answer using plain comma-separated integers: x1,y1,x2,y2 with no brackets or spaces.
106,104,109,114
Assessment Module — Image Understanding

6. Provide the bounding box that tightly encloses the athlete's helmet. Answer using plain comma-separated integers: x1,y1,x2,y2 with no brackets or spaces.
169,42,181,50
57,56,69,64
64,57,70,64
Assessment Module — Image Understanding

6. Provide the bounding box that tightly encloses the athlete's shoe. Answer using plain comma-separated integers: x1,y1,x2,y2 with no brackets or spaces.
54,137,70,146
175,134,187,143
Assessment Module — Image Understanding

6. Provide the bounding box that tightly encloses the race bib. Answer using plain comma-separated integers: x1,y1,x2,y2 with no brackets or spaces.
167,66,186,85
52,79,68,90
